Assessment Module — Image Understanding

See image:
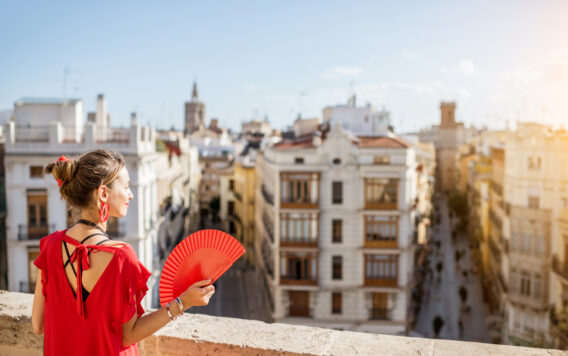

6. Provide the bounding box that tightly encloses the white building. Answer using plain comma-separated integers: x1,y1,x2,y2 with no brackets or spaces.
495,123,568,346
5,96,160,310
322,96,391,136
255,121,418,334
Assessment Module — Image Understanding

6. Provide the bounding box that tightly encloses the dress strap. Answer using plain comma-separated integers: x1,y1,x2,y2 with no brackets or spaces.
63,241,78,276
80,233,109,244
60,232,121,319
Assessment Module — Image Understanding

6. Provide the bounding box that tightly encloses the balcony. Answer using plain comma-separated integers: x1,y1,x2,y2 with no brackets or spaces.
364,237,397,249
17,224,56,240
261,184,274,206
0,291,562,356
279,172,319,209
280,252,318,286
364,202,398,210
280,236,317,248
280,197,318,210
280,277,318,286
552,255,568,283
364,277,398,287
262,211,274,243
489,208,503,231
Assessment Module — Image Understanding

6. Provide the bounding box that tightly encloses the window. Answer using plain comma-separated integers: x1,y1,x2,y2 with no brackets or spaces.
332,158,341,165
229,179,234,191
229,221,236,234
332,256,342,280
280,173,319,206
228,201,234,216
280,213,318,245
365,254,398,286
332,181,343,204
373,156,390,165
364,178,398,209
520,271,531,297
527,156,541,170
533,273,542,300
528,196,539,209
509,269,518,294
364,215,398,247
332,292,342,314
332,219,342,243
30,166,43,178
281,252,317,283
26,190,48,239
294,157,304,164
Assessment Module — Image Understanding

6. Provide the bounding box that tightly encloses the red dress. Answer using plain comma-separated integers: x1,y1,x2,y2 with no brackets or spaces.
34,230,151,356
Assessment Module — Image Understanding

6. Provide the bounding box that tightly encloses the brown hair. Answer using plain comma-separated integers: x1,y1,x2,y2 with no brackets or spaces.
44,149,126,209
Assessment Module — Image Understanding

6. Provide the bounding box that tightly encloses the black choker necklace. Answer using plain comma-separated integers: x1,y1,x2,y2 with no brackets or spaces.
78,219,107,234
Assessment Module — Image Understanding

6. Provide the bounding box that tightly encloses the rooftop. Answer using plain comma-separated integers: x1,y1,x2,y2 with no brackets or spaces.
15,97,82,105
1,291,564,356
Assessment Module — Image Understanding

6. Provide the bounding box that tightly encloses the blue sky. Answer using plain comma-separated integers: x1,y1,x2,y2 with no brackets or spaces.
1,1,567,133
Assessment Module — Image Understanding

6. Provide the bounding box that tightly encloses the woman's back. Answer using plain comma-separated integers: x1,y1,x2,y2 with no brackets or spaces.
35,230,150,356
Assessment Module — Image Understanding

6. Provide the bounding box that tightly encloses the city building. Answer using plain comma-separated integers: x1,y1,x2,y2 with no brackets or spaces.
5,95,160,309
254,119,419,334
469,123,568,347
322,95,391,136
184,81,206,135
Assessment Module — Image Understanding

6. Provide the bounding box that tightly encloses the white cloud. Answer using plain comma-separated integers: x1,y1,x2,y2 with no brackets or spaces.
441,59,476,76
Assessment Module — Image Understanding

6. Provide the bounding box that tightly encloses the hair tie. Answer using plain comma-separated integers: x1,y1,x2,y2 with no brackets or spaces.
55,155,71,187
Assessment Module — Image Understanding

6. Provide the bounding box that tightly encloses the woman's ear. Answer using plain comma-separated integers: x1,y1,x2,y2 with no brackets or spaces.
98,185,109,203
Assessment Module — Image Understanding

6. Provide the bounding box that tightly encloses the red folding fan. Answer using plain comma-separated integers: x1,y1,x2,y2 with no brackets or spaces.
159,229,244,306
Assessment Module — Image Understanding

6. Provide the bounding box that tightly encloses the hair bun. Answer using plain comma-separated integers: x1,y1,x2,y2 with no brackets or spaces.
45,159,77,187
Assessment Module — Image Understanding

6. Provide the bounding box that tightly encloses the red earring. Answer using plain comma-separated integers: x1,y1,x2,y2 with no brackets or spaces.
99,201,109,223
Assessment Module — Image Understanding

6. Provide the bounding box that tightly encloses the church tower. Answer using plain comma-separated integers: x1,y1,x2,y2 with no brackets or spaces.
184,81,206,135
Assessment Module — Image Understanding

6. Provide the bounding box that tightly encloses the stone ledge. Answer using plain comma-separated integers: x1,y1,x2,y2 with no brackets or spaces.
1,290,566,356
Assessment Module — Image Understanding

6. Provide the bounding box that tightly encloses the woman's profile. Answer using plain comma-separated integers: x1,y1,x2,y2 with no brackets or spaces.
31,149,215,355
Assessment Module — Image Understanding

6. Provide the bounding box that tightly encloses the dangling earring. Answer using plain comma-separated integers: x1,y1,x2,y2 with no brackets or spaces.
99,201,109,223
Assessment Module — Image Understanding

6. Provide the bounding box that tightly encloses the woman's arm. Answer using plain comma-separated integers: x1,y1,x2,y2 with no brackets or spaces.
122,279,214,347
31,271,45,335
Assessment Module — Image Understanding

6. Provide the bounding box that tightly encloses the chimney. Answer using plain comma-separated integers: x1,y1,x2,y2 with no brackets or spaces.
131,112,137,126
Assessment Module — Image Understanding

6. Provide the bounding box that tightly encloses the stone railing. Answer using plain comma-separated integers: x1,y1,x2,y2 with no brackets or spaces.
1,291,565,355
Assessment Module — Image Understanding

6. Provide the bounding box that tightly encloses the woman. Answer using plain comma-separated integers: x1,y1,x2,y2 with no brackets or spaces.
31,149,215,355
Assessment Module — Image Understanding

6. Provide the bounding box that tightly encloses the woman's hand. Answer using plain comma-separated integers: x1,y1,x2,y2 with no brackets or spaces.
180,279,215,310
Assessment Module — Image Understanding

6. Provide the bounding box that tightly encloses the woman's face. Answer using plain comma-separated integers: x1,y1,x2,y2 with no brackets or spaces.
107,167,133,218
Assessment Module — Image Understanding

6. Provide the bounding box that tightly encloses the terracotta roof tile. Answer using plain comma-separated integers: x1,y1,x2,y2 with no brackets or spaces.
357,136,411,148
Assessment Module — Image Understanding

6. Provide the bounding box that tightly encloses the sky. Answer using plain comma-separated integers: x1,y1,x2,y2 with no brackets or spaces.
1,0,568,133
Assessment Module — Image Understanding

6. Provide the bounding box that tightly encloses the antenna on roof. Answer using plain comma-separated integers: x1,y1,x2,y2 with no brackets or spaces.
62,66,70,98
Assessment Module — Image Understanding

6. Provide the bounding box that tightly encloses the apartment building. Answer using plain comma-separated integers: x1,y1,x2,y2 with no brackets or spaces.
255,120,418,334
5,95,160,309
470,123,568,347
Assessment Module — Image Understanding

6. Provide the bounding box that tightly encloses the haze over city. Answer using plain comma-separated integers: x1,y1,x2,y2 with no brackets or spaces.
1,0,568,132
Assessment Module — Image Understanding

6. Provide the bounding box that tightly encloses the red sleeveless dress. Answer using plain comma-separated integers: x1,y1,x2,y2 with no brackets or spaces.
34,230,151,355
